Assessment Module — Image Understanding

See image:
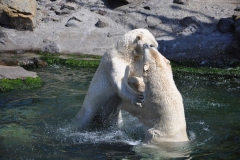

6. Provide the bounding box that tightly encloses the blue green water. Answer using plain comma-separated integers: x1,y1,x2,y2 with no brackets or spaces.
0,65,239,159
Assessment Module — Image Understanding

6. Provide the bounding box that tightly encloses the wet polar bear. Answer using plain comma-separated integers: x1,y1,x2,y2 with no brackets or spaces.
121,44,189,143
75,29,158,129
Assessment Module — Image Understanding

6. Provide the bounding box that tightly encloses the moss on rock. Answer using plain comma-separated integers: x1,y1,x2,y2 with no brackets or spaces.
40,53,101,68
0,77,42,92
40,53,240,78
172,62,240,78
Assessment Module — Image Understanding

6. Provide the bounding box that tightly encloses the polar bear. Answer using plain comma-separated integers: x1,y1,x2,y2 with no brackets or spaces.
75,29,158,129
120,44,189,143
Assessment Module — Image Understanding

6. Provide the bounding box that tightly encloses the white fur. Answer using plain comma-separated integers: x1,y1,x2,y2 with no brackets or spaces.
75,29,158,129
120,44,189,143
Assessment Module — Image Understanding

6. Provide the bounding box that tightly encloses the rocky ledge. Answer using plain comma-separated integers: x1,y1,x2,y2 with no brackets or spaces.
0,65,41,92
0,0,239,85
0,65,37,79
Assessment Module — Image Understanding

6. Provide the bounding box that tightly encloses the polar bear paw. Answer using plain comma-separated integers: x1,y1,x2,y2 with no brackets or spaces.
132,92,144,107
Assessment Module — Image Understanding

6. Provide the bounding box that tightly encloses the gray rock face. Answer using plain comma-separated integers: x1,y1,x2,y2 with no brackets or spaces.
0,0,239,67
218,18,235,33
0,65,37,80
0,0,37,31
0,30,6,44
41,40,59,53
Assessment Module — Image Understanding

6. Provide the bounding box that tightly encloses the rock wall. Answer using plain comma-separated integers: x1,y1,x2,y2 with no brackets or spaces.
0,0,239,67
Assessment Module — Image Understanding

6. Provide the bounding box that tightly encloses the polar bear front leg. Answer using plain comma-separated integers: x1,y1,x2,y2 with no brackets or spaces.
104,58,144,107
128,76,145,107
75,102,95,129
128,76,145,93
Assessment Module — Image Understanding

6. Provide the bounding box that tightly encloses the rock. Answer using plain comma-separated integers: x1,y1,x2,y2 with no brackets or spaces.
180,25,199,36
60,3,78,10
68,16,82,22
15,50,24,54
0,30,6,44
65,16,82,27
234,6,240,11
18,59,35,69
180,16,202,28
95,19,108,28
104,0,129,9
65,20,78,27
32,57,48,68
173,0,189,5
37,0,48,7
42,17,51,23
0,65,37,80
146,16,162,28
50,5,59,11
234,27,240,41
125,0,139,3
42,16,61,23
55,8,71,15
41,40,59,53
218,18,234,33
90,7,98,12
179,16,203,35
98,10,107,16
234,19,240,28
129,4,136,8
0,0,37,31
143,6,151,10
135,21,148,29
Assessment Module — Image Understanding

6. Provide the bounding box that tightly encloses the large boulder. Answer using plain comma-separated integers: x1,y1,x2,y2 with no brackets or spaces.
0,0,37,31
0,65,37,80
218,18,235,33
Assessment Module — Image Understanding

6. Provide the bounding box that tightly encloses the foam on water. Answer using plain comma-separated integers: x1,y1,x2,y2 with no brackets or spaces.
55,124,141,145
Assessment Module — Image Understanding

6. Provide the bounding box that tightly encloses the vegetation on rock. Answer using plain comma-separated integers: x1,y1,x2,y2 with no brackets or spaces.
0,77,42,92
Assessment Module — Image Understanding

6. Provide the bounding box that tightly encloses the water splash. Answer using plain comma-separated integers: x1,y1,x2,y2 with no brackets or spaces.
55,124,141,145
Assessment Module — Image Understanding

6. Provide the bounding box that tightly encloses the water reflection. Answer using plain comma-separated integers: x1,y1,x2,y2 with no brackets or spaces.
0,65,239,159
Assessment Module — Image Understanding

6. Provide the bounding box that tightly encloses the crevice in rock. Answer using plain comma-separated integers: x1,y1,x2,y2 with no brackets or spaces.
7,6,33,16
103,0,129,9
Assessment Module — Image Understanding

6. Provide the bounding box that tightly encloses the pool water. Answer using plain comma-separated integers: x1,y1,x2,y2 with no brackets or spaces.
0,65,239,159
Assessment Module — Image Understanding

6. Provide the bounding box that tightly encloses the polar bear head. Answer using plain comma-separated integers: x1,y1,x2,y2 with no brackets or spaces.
142,43,171,77
116,29,158,58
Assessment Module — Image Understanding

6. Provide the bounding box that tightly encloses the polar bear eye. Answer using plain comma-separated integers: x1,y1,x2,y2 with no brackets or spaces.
150,44,154,47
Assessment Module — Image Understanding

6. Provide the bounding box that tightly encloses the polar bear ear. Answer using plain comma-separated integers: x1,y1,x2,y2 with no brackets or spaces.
136,34,142,41
143,63,149,72
164,58,170,65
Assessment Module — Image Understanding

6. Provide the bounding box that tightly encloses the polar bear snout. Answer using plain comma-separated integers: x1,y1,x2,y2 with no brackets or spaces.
143,43,149,49
143,43,156,50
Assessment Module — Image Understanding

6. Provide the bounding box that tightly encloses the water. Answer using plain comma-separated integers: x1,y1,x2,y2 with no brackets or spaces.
0,65,239,159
